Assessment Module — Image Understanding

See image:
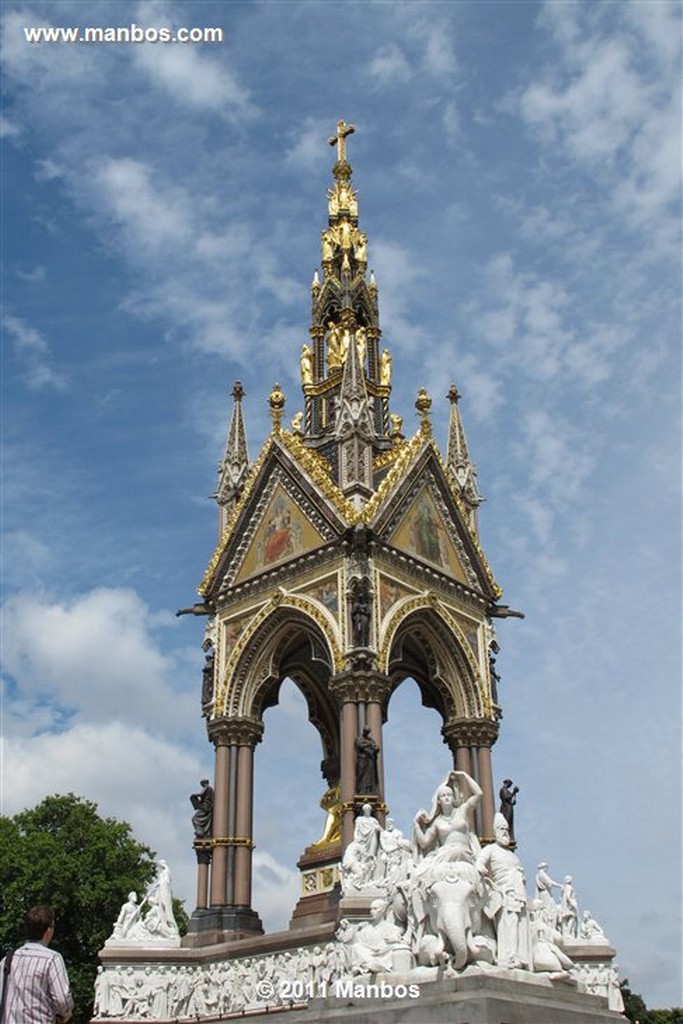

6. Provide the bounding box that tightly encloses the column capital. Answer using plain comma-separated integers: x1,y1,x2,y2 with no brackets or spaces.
329,669,391,705
208,716,264,749
442,716,499,750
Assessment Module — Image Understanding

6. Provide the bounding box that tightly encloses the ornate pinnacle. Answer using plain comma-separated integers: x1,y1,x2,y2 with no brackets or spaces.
269,383,285,434
415,387,433,436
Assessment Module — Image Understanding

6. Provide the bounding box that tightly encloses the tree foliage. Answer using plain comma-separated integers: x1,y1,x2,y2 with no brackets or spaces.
0,794,162,1023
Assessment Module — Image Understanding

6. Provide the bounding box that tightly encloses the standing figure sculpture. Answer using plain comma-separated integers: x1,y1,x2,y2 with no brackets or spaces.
498,779,519,841
354,727,379,794
190,779,214,840
477,813,531,969
350,578,371,647
144,861,178,940
535,862,562,928
201,649,215,711
560,876,579,939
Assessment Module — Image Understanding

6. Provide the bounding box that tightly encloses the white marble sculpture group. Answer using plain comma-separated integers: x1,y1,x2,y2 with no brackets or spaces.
95,773,623,1019
105,860,180,949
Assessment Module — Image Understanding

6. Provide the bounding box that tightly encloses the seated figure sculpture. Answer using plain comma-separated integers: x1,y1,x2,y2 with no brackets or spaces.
410,770,491,970
350,897,408,975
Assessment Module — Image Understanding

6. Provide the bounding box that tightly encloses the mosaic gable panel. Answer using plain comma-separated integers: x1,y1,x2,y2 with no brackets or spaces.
389,486,469,584
233,483,327,585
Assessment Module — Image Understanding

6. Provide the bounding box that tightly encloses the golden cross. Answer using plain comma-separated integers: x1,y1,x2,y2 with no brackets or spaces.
328,120,355,162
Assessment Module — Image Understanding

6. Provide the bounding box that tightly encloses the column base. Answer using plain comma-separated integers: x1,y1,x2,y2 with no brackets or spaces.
183,905,264,947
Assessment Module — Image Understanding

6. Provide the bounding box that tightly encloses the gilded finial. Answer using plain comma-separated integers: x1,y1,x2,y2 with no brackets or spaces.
328,119,355,163
311,270,320,290
269,383,285,433
448,383,461,404
415,387,433,435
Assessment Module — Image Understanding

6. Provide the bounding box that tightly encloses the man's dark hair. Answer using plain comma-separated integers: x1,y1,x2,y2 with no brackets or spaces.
24,905,54,942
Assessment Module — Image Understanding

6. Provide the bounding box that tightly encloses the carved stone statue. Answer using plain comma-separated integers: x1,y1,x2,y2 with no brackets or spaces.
378,818,412,886
411,770,490,970
112,892,143,941
354,728,379,794
350,898,407,975
529,900,576,981
560,876,579,939
498,779,519,840
580,910,607,943
143,860,179,941
341,804,381,891
191,779,214,839
477,813,531,969
535,862,561,927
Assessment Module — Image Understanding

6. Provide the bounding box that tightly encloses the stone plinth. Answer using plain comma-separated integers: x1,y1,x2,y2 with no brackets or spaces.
290,843,342,930
265,972,626,1024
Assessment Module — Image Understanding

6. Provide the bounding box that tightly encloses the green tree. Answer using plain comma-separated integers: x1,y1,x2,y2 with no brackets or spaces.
621,977,653,1023
650,1012,683,1024
0,793,185,1024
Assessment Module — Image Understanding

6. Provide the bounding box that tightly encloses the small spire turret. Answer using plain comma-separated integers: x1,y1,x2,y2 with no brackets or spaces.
216,382,250,534
446,383,483,532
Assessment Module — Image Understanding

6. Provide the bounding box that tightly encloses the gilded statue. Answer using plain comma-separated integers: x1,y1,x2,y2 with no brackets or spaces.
354,233,367,262
300,344,313,385
380,349,393,386
355,326,367,367
327,322,344,369
311,784,342,848
291,411,304,434
338,219,352,251
321,229,335,261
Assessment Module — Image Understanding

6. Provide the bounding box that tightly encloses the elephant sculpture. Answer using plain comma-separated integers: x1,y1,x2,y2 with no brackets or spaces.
416,861,494,969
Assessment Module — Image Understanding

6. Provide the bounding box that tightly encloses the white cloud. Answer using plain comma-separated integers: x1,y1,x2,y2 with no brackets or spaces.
517,1,680,242
286,117,334,171
0,719,203,909
0,113,21,139
367,44,413,86
2,587,197,734
2,310,67,390
132,1,251,115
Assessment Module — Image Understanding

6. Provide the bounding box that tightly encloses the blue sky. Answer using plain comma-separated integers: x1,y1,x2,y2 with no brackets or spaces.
1,0,680,1008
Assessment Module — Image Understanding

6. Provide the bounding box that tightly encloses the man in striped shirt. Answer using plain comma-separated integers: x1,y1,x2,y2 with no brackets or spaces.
0,905,73,1024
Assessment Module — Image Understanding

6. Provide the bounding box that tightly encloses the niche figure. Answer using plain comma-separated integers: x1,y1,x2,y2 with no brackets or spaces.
201,649,215,712
350,578,371,648
355,727,379,795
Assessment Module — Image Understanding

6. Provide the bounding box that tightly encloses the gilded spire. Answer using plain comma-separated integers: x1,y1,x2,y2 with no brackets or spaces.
446,383,483,530
216,381,250,531
303,120,393,470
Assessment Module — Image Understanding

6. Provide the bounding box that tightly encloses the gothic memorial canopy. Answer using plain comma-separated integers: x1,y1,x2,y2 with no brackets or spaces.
95,121,623,1024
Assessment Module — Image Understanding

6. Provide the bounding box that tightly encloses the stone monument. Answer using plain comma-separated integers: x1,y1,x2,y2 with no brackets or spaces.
94,121,625,1023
